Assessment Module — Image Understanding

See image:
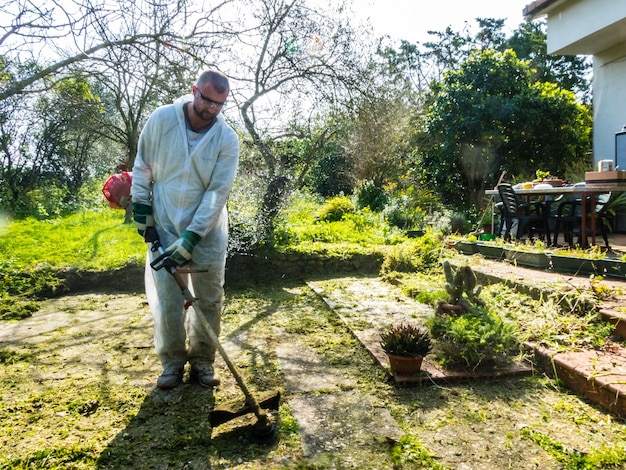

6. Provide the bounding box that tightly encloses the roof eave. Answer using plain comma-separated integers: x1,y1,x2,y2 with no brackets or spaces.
523,0,569,20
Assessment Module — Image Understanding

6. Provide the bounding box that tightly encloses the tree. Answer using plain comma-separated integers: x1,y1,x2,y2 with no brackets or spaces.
225,0,372,239
390,18,590,101
343,93,416,188
419,49,591,211
0,0,233,102
33,76,110,195
505,20,591,103
0,0,235,216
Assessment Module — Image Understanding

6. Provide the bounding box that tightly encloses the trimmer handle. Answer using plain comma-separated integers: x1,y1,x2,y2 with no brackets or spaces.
145,226,196,306
145,226,177,273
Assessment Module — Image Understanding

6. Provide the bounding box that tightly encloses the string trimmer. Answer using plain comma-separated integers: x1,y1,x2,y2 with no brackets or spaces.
145,226,280,443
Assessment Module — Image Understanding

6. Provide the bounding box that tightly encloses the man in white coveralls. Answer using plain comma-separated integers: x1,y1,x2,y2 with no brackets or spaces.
131,70,239,389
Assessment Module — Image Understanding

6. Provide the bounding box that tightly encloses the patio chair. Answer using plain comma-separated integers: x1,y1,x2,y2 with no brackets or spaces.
497,183,550,243
553,191,611,248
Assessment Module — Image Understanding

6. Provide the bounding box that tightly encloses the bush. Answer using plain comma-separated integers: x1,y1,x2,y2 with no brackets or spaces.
1,178,109,219
316,196,355,222
354,181,388,212
383,194,425,230
449,212,467,234
309,153,353,197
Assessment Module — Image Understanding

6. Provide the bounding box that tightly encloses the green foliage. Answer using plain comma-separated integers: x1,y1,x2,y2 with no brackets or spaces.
0,296,39,320
316,196,355,222
1,178,112,219
479,283,610,350
309,153,353,197
383,194,425,230
427,307,520,370
0,262,62,298
380,230,442,273
0,209,144,271
354,180,388,212
419,48,591,212
0,347,31,364
449,212,468,233
274,192,407,248
380,322,432,357
228,174,267,254
521,427,626,469
506,20,591,100
391,433,445,468
536,169,551,181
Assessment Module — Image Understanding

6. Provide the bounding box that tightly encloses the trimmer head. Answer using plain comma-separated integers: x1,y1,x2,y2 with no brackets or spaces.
250,418,277,444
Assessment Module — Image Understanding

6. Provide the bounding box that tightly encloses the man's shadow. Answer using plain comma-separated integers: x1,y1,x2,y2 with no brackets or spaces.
96,379,278,469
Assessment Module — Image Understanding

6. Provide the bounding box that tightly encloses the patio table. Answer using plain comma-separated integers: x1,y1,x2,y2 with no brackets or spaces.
485,184,626,247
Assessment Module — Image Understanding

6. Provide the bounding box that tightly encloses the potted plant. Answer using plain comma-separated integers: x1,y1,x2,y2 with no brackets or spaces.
480,210,498,236
550,246,605,276
380,322,432,375
455,234,479,255
504,239,551,269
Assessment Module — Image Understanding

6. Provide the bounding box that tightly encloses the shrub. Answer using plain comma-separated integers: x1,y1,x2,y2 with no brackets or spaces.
354,180,388,212
383,195,426,230
309,153,353,197
449,212,467,233
316,196,355,222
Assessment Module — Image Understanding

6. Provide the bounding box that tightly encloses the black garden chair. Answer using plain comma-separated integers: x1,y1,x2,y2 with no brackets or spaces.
497,183,551,244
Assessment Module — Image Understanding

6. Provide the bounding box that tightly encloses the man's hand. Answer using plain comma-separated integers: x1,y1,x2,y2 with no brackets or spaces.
165,230,201,266
133,203,154,240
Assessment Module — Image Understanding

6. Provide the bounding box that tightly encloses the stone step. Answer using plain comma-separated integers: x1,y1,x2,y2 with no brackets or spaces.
528,342,626,418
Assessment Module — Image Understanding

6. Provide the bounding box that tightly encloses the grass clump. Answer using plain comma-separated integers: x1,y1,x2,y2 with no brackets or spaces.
391,434,446,469
315,195,355,222
380,229,443,273
427,306,521,370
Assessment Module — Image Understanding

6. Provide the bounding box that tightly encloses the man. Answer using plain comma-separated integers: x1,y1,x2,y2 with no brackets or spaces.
131,70,240,389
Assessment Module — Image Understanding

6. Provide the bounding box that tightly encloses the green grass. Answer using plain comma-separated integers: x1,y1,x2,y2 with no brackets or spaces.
4,204,626,468
0,208,145,319
0,209,144,271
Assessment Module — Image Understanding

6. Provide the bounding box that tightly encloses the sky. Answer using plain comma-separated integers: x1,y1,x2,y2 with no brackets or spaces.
355,0,534,43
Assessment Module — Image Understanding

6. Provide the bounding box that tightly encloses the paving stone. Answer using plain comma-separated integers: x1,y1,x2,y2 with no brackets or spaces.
288,391,403,459
276,340,357,392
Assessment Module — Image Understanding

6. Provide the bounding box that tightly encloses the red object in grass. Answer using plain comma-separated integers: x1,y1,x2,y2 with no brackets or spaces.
102,172,132,209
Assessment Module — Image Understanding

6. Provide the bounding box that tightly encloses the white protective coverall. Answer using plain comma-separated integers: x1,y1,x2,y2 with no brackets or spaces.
131,95,239,371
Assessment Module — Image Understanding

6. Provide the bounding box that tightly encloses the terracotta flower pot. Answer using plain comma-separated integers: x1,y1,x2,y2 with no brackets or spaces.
386,353,424,375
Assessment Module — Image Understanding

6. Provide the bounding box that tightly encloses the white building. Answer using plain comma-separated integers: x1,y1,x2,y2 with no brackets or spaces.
524,0,626,169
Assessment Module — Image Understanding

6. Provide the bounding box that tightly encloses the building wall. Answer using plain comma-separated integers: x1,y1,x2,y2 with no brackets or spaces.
545,0,626,56
540,0,626,168
593,43,626,166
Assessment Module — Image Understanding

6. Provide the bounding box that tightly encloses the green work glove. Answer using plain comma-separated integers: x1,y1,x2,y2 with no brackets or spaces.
166,230,201,266
132,203,154,239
